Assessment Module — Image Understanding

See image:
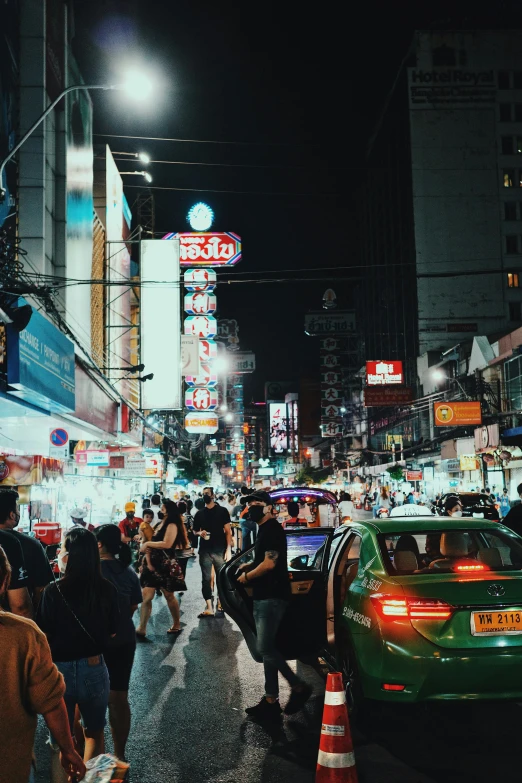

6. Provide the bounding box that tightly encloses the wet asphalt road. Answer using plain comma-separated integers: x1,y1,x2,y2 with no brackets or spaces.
33,554,522,783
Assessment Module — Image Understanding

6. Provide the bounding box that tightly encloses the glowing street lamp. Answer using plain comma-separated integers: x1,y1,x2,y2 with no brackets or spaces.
113,151,151,164
120,171,153,183
0,70,155,201
431,368,446,383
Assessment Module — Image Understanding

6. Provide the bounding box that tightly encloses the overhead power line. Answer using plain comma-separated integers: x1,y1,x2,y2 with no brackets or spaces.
94,132,322,147
116,158,330,170
121,184,337,197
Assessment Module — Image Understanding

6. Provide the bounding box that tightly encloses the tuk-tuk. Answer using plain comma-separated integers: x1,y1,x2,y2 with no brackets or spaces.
269,486,338,528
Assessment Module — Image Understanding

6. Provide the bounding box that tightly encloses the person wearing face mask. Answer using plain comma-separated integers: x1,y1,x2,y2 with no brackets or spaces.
444,497,463,518
237,491,312,721
192,487,233,617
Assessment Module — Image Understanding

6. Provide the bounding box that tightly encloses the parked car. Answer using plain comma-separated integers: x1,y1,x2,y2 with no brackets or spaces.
218,515,522,714
435,492,500,521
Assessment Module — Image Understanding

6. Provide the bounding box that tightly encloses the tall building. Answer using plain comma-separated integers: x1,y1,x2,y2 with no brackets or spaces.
359,29,522,378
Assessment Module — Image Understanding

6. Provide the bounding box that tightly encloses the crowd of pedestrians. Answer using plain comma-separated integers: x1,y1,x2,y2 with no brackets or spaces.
0,485,255,781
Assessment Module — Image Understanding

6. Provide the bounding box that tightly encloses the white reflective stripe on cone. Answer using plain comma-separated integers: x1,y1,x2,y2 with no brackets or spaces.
317,750,355,769
324,690,346,706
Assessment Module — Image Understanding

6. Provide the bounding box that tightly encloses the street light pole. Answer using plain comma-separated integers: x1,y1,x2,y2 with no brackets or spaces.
0,84,118,201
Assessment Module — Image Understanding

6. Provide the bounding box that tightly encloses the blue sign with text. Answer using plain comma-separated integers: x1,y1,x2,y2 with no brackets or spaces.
7,307,76,413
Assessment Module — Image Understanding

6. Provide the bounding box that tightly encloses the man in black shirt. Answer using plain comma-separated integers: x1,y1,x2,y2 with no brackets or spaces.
0,489,51,610
502,483,522,537
0,492,32,617
237,491,312,720
193,486,233,617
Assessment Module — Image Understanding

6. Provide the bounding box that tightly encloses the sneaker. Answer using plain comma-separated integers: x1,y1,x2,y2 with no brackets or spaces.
245,697,282,721
284,684,313,715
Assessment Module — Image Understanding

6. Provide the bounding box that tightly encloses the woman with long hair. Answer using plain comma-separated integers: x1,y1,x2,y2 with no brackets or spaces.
136,499,188,638
95,525,142,762
373,486,391,518
0,545,85,783
37,526,119,780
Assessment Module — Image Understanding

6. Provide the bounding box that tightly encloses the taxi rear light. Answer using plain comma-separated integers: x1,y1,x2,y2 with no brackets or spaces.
455,563,488,572
382,683,405,691
371,594,453,622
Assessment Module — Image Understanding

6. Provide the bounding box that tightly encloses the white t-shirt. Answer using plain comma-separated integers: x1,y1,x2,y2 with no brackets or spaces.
395,491,405,503
338,500,354,518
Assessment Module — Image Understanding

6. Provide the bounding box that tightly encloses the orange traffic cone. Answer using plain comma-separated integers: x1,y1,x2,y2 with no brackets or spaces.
316,672,358,783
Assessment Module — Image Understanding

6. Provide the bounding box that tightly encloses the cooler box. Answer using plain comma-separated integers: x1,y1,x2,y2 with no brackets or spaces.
33,521,62,546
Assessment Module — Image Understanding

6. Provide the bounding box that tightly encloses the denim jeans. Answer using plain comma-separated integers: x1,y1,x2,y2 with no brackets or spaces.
199,550,225,601
55,656,110,733
240,518,257,551
253,598,303,698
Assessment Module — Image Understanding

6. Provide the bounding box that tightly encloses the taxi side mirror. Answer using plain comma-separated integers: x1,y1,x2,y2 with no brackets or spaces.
289,554,310,569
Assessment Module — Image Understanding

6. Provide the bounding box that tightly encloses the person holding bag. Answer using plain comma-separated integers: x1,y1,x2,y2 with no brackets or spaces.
36,527,119,783
136,500,187,638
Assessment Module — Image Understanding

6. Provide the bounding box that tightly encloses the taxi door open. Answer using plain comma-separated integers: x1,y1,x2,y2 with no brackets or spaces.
217,528,334,663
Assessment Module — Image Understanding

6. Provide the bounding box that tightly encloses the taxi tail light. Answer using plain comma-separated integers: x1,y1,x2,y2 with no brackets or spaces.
382,683,406,691
455,563,488,572
371,594,453,622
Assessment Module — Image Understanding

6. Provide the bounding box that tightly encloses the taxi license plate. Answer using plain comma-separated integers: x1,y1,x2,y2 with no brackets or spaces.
471,609,522,636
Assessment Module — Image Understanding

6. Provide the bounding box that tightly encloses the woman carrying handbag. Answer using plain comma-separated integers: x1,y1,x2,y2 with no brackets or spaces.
37,526,119,782
136,500,188,638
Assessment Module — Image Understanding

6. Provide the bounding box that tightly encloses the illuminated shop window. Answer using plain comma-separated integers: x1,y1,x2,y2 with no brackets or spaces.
507,271,520,287
504,169,515,187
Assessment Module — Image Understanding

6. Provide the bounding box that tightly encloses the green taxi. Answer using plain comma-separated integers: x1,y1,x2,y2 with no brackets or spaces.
217,511,522,707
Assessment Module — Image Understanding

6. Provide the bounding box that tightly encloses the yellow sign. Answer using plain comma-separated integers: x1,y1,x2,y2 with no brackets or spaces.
460,455,479,471
385,434,403,451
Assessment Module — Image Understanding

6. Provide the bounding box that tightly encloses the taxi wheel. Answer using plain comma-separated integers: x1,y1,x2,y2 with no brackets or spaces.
338,643,363,717
338,640,379,727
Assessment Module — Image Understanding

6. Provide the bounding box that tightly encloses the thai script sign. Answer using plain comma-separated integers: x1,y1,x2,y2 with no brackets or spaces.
434,401,482,427
163,232,242,266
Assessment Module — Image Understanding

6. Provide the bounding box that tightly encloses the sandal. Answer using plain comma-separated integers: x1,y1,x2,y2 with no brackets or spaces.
198,611,214,618
167,626,182,634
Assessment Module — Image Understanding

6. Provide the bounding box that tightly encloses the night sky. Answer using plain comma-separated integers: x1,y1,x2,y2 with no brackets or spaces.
73,0,520,400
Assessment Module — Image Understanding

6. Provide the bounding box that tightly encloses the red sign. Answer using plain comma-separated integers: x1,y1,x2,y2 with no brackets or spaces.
364,387,413,407
406,470,423,481
366,360,404,385
163,232,242,266
434,401,482,427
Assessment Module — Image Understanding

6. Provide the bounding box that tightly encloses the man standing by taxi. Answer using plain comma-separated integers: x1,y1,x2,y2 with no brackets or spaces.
119,502,143,544
237,491,312,720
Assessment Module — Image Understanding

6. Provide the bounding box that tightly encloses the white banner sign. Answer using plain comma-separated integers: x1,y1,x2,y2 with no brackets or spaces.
141,240,181,409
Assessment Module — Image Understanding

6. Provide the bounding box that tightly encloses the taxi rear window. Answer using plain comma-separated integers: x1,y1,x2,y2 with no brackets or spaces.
378,529,522,575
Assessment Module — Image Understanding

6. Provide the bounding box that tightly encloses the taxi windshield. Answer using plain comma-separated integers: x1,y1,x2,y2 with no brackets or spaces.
378,528,522,575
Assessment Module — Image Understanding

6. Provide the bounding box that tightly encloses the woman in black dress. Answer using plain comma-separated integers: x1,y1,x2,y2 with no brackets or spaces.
135,500,188,637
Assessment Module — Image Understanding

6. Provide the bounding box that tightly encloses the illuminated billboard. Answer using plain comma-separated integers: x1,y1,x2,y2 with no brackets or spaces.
269,402,288,454
434,401,482,427
141,240,181,409
366,360,404,385
163,232,242,266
